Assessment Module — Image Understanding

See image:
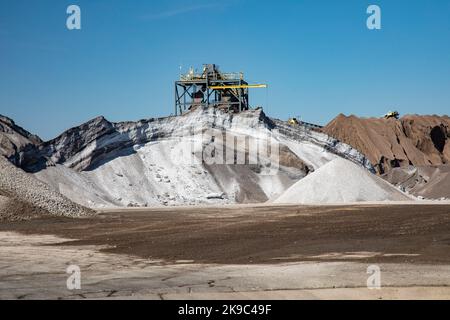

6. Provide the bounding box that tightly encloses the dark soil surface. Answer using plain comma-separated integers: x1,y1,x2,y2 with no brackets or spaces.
1,204,449,265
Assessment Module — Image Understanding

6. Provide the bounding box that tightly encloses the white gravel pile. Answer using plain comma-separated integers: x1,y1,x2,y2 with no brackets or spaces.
274,158,412,204
33,107,372,208
0,156,93,218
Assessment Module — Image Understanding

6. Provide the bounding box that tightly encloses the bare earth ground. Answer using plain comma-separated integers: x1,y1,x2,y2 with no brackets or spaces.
0,203,449,299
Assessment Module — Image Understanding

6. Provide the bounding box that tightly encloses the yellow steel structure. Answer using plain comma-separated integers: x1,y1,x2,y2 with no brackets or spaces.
288,118,300,126
209,84,268,90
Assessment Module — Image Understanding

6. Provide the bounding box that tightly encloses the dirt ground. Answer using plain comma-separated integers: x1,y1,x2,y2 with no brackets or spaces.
0,203,449,299
1,203,449,265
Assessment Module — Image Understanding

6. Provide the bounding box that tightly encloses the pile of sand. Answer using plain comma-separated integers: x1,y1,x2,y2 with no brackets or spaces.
0,156,93,220
0,194,48,221
274,158,412,204
383,165,450,200
24,107,370,208
323,114,450,174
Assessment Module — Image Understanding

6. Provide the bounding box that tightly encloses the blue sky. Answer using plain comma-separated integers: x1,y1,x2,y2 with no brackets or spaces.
0,0,449,140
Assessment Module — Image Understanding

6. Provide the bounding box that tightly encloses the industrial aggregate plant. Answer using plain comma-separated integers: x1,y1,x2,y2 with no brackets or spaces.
174,64,267,115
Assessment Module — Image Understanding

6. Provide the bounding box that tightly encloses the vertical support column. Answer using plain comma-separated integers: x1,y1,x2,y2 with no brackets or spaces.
174,83,178,116
183,85,186,113
246,88,249,110
205,74,209,110
238,79,242,112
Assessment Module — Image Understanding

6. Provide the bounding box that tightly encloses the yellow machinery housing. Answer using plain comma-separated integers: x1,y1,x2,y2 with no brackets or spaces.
288,118,300,126
384,111,400,119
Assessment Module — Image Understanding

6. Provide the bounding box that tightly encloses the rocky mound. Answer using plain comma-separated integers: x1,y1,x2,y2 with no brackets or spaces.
0,114,42,167
383,165,450,200
274,158,412,204
0,156,93,220
323,114,450,174
22,107,372,208
0,194,48,222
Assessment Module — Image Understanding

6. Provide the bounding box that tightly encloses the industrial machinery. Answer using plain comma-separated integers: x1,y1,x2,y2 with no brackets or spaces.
288,118,300,126
174,64,267,115
384,111,400,119
287,117,323,130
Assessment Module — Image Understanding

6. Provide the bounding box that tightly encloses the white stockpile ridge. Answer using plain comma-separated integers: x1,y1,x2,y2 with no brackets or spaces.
0,156,92,218
34,107,373,208
274,158,413,204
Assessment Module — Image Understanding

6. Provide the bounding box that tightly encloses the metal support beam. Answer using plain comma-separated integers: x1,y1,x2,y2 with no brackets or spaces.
209,84,267,90
174,65,262,116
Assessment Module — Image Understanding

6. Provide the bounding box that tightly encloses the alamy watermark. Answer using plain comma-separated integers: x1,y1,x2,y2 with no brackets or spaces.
367,5,381,30
169,126,280,176
66,5,81,30
367,265,381,289
66,5,381,31
66,265,81,290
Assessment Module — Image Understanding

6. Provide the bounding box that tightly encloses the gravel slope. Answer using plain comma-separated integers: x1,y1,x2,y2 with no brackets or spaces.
0,114,42,167
0,156,93,220
274,158,412,204
382,165,450,199
32,108,372,208
323,114,450,174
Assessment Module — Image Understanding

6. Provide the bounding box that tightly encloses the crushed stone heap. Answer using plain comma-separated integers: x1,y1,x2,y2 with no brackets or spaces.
274,158,412,204
323,114,450,174
0,156,93,219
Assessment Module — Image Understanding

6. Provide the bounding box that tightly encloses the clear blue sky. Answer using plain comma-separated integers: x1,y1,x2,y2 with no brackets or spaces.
1,0,449,140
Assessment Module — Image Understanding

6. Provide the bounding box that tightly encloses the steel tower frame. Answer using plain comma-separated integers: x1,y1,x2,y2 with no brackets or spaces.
174,64,249,116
